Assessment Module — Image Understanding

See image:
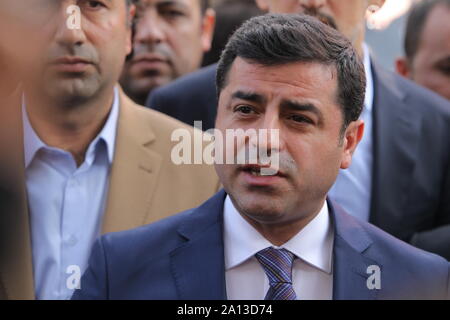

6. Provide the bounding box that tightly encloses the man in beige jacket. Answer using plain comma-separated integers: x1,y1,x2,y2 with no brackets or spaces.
0,0,219,300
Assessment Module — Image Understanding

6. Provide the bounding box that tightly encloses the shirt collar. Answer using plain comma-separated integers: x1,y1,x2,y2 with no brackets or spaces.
97,86,119,164
363,43,374,112
23,100,45,168
23,86,120,168
223,195,334,274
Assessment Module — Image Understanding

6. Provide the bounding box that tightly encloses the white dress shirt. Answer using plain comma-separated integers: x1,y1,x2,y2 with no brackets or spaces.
224,196,334,300
328,44,374,222
23,87,119,300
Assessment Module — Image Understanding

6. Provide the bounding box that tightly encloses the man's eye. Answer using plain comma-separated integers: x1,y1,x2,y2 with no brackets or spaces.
161,9,185,18
84,0,106,9
289,114,313,124
235,105,255,115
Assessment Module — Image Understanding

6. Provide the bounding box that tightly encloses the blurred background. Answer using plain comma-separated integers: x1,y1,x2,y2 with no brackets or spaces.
365,0,414,71
204,0,415,71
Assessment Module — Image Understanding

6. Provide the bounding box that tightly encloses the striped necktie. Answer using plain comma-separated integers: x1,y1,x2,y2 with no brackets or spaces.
255,247,297,300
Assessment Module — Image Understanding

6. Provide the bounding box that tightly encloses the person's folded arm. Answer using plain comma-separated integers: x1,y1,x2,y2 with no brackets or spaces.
71,237,109,300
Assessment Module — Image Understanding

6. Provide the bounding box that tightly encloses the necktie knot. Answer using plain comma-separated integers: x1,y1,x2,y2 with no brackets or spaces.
255,247,295,286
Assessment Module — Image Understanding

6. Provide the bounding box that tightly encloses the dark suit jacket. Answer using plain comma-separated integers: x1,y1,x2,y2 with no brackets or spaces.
73,190,449,300
369,61,450,259
146,63,218,131
145,61,450,260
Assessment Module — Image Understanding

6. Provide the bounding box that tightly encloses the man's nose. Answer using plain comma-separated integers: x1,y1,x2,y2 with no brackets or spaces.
252,115,285,153
54,5,87,48
134,11,167,45
298,0,327,10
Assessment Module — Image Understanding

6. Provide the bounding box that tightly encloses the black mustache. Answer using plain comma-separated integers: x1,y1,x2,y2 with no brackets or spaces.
130,43,173,63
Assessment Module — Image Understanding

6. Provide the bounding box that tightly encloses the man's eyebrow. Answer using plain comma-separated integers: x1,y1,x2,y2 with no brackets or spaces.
136,0,186,9
435,56,450,66
231,91,267,105
281,100,324,121
156,0,188,9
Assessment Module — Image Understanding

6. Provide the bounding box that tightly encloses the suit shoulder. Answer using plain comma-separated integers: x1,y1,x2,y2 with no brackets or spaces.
133,102,201,133
148,64,217,102
359,217,449,271
121,100,219,186
378,69,450,118
131,103,215,156
101,208,196,260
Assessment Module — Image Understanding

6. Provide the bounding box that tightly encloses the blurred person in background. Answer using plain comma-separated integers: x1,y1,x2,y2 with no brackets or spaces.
0,0,219,300
0,0,43,300
120,0,216,105
396,0,450,100
0,1,35,97
202,0,263,66
365,0,413,71
146,0,261,130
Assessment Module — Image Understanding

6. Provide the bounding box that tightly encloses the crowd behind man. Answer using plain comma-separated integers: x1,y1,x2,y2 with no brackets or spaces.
120,0,216,105
396,0,450,100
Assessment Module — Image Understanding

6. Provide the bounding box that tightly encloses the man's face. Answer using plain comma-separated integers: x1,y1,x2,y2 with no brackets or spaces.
120,0,214,103
409,5,450,100
25,0,133,103
215,57,362,226
256,0,385,51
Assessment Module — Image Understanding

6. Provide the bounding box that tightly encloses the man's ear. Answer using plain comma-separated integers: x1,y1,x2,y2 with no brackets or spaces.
201,8,216,53
340,120,364,169
126,4,136,56
395,56,412,79
255,0,270,12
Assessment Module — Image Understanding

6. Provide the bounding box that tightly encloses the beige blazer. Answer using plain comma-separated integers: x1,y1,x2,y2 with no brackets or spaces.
0,89,220,299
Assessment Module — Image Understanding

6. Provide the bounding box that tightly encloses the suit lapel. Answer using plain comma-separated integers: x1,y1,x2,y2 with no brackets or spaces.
169,196,382,300
170,191,227,300
331,201,380,300
101,91,162,234
370,62,422,227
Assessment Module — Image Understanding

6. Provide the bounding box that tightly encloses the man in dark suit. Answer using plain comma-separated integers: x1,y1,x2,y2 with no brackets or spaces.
396,0,450,101
74,14,449,300
148,63,218,131
147,0,450,259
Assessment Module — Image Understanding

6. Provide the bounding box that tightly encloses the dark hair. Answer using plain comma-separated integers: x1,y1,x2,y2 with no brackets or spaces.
404,0,450,60
216,13,366,130
202,0,263,66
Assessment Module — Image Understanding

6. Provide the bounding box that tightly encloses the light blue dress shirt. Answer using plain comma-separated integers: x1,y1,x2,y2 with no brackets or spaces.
23,87,119,300
328,44,374,222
